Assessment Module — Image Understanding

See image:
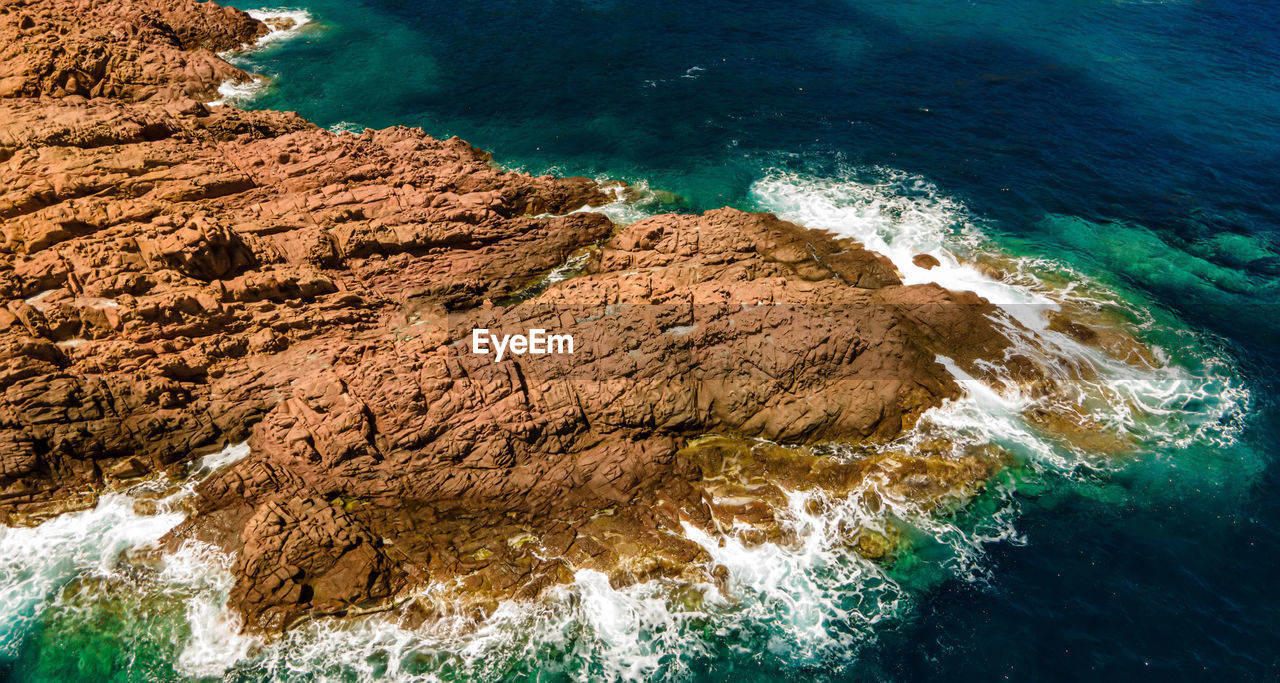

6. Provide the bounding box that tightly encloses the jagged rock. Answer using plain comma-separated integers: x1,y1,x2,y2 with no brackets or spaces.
0,0,1046,632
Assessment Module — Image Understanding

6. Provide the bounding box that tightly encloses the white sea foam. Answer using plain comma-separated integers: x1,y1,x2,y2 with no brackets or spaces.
749,166,1249,459
192,573,698,682
570,180,664,225
204,435,1031,681
527,178,663,224
245,9,314,47
167,542,260,678
0,439,261,668
750,168,1057,329
208,76,269,107
209,8,314,106
0,493,185,659
193,441,251,476
682,495,899,653
330,121,369,135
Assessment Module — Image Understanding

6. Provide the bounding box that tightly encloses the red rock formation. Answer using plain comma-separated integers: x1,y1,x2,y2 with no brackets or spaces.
0,0,1034,631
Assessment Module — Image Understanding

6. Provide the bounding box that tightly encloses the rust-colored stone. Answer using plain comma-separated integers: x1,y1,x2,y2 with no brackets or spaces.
0,0,1064,633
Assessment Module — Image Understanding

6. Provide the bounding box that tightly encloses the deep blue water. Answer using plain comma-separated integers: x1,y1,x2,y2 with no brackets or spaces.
5,0,1280,680
234,0,1280,343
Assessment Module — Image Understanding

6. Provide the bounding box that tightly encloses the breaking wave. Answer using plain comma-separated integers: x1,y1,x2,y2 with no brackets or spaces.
244,9,315,48
209,8,315,106
747,166,1250,463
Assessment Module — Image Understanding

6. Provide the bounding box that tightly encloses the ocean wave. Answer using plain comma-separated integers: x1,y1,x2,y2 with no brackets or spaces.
748,166,1250,459
571,180,671,224
209,8,314,106
0,492,184,660
749,168,1053,323
329,121,369,135
208,77,269,107
161,481,966,682
245,9,315,48
0,441,253,665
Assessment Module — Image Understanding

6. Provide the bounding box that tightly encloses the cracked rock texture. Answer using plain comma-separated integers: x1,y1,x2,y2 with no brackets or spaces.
0,0,1030,631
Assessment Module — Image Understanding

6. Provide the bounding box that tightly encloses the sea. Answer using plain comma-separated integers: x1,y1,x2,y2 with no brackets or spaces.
2,0,1278,680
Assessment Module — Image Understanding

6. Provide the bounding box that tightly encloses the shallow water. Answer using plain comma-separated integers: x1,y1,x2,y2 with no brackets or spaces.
5,0,1279,680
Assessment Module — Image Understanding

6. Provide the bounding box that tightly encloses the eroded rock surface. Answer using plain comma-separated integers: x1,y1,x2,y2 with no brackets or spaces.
1,0,1037,631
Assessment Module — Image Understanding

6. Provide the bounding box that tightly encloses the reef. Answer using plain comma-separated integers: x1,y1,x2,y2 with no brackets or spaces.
0,0,1084,632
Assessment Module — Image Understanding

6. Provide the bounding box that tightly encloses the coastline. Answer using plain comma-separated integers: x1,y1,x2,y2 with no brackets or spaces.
0,0,1248,668
209,7,314,106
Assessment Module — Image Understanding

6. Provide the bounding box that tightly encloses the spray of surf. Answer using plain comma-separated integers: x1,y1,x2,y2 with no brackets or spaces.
749,167,1249,464
209,8,315,106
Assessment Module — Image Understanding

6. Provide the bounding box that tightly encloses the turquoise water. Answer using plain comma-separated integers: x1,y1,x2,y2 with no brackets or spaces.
4,0,1279,680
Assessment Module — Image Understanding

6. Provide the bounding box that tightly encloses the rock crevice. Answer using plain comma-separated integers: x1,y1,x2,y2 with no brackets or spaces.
1,0,1034,631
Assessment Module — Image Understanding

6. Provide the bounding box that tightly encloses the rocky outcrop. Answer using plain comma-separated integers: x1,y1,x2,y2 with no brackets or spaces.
0,0,261,100
0,0,1045,632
